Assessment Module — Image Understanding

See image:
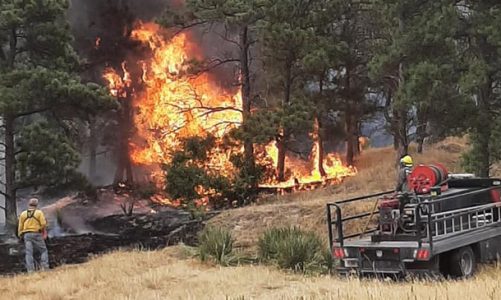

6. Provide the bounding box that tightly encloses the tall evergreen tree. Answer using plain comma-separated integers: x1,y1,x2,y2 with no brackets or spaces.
306,0,377,166
370,0,462,157
259,0,318,181
0,0,113,228
160,0,265,171
458,1,501,177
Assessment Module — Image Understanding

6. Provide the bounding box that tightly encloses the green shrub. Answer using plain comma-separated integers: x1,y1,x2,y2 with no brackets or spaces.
258,227,324,273
186,202,207,220
321,247,335,274
258,227,292,261
198,226,235,265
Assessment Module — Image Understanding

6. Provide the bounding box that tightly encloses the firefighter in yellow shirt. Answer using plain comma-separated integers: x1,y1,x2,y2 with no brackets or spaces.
18,198,49,272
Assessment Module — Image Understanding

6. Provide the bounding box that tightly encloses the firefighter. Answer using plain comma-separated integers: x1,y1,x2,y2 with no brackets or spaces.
18,198,49,273
396,155,413,192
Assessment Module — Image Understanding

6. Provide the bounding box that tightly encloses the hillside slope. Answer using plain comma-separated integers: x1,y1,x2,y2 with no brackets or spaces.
2,139,491,300
209,138,466,250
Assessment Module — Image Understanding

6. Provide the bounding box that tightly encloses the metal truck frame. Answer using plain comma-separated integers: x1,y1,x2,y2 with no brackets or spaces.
327,180,501,277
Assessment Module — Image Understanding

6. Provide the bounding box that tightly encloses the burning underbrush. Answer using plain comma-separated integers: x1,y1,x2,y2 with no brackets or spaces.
209,139,467,251
101,21,356,208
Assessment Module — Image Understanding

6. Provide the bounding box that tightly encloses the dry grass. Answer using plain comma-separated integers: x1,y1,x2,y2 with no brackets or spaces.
1,246,500,300
2,138,487,300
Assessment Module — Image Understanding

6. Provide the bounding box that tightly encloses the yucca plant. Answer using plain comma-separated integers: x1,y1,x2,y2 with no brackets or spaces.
198,226,235,265
258,227,324,273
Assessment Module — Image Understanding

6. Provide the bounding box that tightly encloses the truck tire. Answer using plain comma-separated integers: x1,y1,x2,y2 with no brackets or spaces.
447,246,476,278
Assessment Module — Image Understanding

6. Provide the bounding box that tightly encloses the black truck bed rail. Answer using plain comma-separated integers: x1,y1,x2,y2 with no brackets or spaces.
326,190,394,248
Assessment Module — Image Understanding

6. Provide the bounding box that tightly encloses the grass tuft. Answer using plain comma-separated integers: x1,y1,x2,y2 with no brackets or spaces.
198,226,235,265
258,227,327,273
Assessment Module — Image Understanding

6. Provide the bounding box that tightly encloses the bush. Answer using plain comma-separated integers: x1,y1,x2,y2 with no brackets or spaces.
186,201,207,220
198,226,235,265
258,227,325,273
322,247,335,274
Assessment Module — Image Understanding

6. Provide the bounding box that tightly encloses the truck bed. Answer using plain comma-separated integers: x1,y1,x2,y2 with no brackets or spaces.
342,223,501,254
327,185,501,276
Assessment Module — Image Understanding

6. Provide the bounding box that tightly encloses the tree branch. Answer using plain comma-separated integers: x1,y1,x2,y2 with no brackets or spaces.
188,58,241,80
215,24,242,50
172,20,209,37
14,107,50,119
14,150,26,156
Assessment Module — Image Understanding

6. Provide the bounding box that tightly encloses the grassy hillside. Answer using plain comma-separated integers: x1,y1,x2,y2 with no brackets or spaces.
3,138,494,300
209,137,466,251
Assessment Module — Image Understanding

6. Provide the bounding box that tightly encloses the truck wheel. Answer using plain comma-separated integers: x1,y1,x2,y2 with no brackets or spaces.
448,246,476,278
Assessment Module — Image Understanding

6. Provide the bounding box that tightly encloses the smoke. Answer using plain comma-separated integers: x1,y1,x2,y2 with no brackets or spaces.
68,0,168,44
68,0,239,88
68,0,170,185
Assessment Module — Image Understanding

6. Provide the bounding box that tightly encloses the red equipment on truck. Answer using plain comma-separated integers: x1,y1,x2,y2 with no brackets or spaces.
408,164,449,194
327,163,501,277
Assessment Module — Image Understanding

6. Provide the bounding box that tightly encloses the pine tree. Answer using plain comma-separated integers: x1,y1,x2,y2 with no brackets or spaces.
305,0,378,166
0,0,113,229
160,0,265,170
458,1,501,177
370,0,462,157
259,0,318,181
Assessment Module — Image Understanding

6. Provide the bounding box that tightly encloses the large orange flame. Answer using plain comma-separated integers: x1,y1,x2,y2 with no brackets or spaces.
103,22,356,199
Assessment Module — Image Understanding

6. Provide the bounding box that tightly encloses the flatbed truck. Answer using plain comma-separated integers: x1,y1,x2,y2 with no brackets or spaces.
327,165,501,277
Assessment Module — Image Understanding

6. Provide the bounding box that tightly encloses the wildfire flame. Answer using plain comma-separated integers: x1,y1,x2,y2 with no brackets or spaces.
103,22,356,202
260,120,357,190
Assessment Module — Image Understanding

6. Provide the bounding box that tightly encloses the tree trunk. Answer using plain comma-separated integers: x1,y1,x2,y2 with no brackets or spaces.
4,114,17,231
352,119,362,157
345,110,355,167
316,117,326,177
355,134,361,156
417,139,424,154
114,93,134,185
416,132,425,154
344,65,355,166
89,117,97,180
393,138,399,150
475,86,492,177
3,28,18,231
239,26,255,168
416,106,428,154
316,79,326,177
277,134,287,182
397,110,409,159
395,11,409,161
476,128,490,177
277,56,294,182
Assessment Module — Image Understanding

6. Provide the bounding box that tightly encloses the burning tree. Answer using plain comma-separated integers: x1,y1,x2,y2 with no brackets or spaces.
95,0,357,208
160,0,265,170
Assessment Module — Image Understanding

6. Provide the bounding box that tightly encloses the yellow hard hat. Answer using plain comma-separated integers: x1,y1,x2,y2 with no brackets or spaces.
400,155,413,166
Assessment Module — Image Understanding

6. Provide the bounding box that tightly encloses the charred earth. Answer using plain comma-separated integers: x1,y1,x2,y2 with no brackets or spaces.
0,190,213,275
